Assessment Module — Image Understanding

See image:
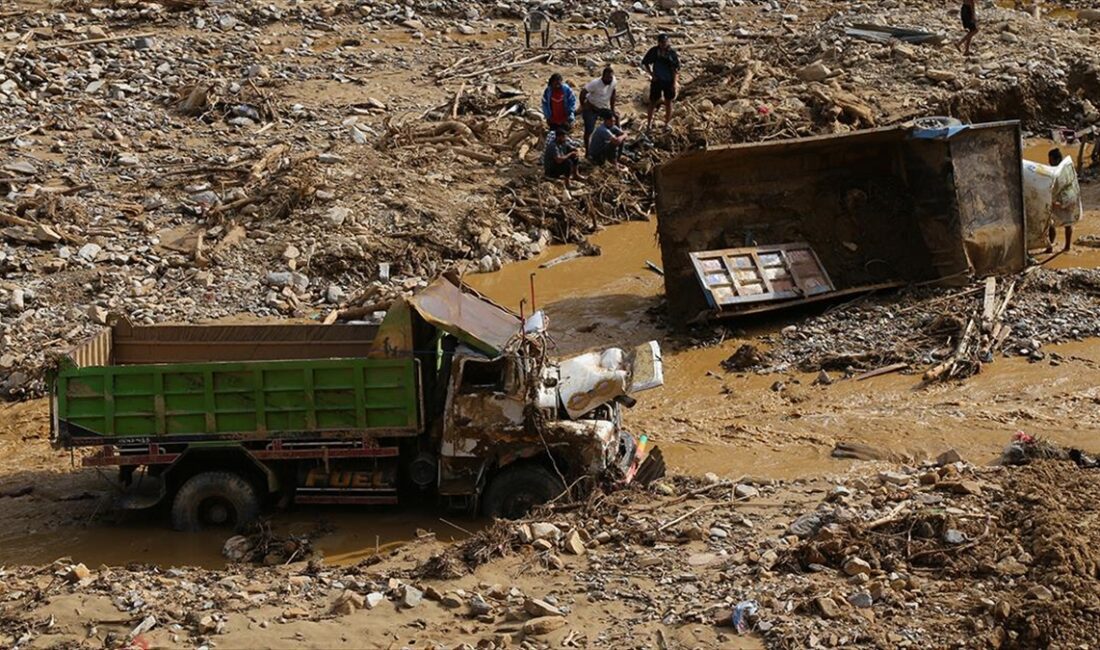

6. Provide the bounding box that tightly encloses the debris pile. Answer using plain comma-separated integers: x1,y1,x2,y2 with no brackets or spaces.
752,268,1100,379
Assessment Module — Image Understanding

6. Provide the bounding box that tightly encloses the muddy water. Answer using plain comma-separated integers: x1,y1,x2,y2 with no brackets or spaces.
0,502,475,569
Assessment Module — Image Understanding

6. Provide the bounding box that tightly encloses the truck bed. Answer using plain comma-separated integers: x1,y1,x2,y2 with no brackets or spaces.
53,318,420,447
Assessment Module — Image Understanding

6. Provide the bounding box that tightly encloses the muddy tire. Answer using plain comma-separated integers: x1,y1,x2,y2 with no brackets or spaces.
482,464,565,520
171,471,260,532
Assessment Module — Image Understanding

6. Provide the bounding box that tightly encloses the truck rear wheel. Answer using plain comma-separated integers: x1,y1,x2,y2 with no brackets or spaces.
171,471,259,532
482,464,565,520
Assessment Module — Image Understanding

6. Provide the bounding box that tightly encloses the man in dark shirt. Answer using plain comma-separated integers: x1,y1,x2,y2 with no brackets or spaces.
955,0,978,56
642,34,681,130
543,127,583,188
588,110,628,167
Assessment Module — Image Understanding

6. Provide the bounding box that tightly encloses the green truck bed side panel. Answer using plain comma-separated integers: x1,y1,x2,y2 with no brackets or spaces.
57,357,419,439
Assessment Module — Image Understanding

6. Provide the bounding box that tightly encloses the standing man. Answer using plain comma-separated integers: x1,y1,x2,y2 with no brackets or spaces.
541,73,576,132
642,34,680,131
956,0,978,56
580,66,617,152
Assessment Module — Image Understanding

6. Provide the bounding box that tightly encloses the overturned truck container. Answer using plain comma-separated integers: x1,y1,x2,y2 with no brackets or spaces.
655,121,1028,323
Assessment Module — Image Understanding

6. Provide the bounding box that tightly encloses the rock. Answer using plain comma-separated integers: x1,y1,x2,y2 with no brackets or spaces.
546,553,565,570
325,206,350,226
658,0,682,8
282,606,308,619
943,529,965,545
709,526,729,539
564,530,586,555
326,285,345,304
1081,8,1100,23
4,160,36,175
1000,31,1019,43
814,369,833,385
196,615,217,634
283,245,301,260
517,523,533,544
734,483,759,499
401,585,423,609
116,153,141,166
848,591,873,608
78,243,102,262
878,471,909,486
1026,585,1053,601
365,592,385,609
788,512,823,538
815,596,842,619
67,563,91,583
532,539,554,551
936,449,963,465
530,522,562,541
8,288,25,312
925,69,956,82
222,535,253,561
468,594,493,616
523,615,566,636
797,62,831,82
266,271,309,292
843,557,872,576
995,557,1029,577
457,24,476,35
524,598,562,617
88,305,110,325
440,592,463,609
331,590,365,615
940,479,982,496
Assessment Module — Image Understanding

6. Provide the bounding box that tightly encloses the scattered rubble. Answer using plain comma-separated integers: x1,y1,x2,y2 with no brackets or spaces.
738,268,1100,380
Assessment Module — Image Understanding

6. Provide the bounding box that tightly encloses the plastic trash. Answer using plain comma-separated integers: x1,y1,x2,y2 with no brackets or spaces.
731,600,760,634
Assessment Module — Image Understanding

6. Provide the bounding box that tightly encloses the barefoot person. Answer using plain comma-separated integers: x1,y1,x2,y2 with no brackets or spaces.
1045,148,1079,253
588,110,628,167
956,0,978,55
543,127,583,189
643,34,681,130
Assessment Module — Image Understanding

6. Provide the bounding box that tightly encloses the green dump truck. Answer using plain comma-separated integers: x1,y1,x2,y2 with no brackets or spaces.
51,275,664,530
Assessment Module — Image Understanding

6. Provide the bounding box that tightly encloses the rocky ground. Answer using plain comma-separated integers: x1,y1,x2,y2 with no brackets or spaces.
2,0,1100,648
3,443,1100,649
1,0,1099,397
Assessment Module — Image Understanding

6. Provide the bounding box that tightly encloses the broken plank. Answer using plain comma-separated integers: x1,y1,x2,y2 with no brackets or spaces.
39,32,156,50
853,362,909,381
981,276,997,329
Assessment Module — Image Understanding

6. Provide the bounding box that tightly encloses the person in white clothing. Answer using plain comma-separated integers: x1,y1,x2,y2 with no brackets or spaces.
580,67,617,153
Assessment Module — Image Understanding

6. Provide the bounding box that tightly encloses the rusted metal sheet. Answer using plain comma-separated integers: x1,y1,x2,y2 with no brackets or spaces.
65,317,381,368
689,243,834,309
407,276,521,356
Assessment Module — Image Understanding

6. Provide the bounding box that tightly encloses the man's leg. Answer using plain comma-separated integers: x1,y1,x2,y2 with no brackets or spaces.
582,109,596,151
1064,225,1074,252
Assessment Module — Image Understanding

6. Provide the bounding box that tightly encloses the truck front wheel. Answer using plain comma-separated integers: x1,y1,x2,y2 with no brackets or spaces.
171,471,260,532
482,464,565,520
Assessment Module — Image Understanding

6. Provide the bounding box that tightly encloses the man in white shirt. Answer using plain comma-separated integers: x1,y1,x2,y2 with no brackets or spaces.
580,66,617,154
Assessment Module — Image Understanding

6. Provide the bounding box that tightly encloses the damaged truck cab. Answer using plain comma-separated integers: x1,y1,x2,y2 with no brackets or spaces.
50,275,664,529
439,341,664,517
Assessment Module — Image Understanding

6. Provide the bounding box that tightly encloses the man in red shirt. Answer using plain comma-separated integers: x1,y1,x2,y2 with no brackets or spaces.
541,73,577,131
